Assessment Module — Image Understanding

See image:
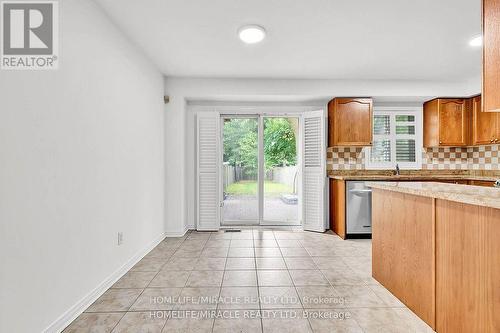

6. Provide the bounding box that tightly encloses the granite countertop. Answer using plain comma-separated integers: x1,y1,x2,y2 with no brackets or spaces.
327,170,500,181
367,181,500,210
328,175,499,181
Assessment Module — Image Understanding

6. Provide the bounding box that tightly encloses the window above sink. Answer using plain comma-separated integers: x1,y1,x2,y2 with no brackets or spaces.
365,107,423,170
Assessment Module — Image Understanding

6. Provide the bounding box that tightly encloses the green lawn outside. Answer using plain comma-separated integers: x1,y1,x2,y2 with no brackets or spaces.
226,181,293,196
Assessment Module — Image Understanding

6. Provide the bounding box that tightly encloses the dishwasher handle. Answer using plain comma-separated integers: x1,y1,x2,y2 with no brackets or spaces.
349,189,372,195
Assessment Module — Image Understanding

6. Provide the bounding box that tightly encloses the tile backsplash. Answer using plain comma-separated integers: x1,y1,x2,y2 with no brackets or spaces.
327,145,500,171
327,147,365,170
422,147,470,170
468,145,500,170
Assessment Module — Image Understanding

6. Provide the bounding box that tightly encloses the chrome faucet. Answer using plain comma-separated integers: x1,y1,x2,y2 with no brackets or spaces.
395,164,400,176
495,180,500,188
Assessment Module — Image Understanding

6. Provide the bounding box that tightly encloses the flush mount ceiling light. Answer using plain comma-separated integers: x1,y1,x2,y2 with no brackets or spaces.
238,25,266,44
469,35,483,47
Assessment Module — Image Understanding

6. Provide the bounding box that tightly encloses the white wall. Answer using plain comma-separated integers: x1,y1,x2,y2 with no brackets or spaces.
0,1,165,332
164,76,480,234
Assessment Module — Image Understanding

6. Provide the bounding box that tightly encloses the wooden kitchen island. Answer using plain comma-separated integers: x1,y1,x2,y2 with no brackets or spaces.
368,182,500,333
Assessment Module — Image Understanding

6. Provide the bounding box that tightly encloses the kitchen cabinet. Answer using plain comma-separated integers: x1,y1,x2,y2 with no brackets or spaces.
329,179,346,239
483,0,500,112
468,180,496,187
435,200,500,332
472,95,500,145
328,98,373,146
328,177,487,240
371,186,500,332
423,98,469,147
372,189,436,329
436,179,469,185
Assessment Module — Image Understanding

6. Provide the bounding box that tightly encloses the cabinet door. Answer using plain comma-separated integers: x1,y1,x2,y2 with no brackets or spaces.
333,98,373,146
329,179,346,239
438,99,468,146
473,96,498,145
423,99,440,147
496,112,500,143
436,200,500,333
327,100,335,147
483,0,500,112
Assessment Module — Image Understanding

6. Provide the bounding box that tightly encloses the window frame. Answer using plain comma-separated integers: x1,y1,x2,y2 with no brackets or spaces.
365,106,423,170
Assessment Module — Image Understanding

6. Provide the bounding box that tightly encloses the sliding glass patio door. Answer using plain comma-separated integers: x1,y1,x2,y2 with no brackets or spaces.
221,117,260,224
221,115,300,226
262,117,300,224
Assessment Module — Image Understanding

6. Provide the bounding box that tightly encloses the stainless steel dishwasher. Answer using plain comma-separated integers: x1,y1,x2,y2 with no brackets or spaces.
346,181,372,235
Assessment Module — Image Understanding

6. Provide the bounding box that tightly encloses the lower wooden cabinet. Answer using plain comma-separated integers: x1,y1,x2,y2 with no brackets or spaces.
329,179,346,239
435,200,500,332
468,180,496,187
372,190,436,328
329,178,496,240
372,190,500,332
436,179,468,185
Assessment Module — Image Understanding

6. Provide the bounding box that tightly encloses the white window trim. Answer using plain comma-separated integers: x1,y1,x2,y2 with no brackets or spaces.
365,106,423,170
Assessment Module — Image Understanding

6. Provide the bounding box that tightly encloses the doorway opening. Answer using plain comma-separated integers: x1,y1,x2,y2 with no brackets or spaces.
221,115,300,226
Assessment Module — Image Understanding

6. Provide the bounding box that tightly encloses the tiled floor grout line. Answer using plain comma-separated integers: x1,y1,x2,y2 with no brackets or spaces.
156,231,191,333
211,234,229,333
253,230,265,333
160,232,191,333
303,238,357,332
79,304,411,314
106,312,127,333
275,231,315,333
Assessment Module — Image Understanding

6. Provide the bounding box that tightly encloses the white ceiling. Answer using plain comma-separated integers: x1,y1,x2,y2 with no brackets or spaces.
96,0,481,81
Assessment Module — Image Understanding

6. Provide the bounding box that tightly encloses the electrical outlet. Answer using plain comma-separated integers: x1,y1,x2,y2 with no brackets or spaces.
117,232,123,245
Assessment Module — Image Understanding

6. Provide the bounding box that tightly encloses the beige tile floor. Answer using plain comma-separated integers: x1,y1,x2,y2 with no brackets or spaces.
64,228,435,333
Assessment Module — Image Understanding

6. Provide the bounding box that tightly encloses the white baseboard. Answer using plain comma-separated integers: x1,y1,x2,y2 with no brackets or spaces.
43,232,167,333
165,226,189,237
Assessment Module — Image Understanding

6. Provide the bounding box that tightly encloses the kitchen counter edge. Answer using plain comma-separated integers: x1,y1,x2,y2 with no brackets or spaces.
366,181,500,210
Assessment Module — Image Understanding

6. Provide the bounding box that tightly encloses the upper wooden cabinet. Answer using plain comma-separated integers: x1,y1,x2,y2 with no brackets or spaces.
423,98,469,147
483,0,500,112
472,95,500,145
328,98,373,146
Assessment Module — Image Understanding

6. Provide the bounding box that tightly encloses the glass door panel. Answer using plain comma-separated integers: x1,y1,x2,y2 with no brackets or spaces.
222,117,259,224
262,117,299,224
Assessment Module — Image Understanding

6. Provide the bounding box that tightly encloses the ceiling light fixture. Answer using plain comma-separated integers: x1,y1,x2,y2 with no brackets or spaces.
238,25,266,44
469,35,483,47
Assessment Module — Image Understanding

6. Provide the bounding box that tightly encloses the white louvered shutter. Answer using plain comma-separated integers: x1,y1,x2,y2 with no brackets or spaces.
196,112,220,231
302,110,326,232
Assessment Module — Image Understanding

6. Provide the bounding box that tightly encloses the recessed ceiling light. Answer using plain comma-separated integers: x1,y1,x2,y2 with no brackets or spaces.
469,35,483,47
238,25,266,44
